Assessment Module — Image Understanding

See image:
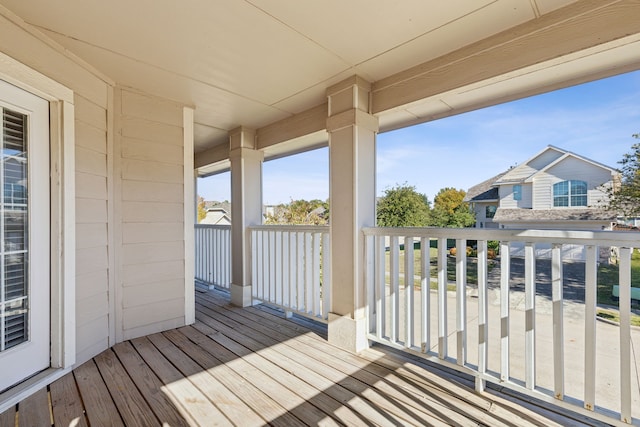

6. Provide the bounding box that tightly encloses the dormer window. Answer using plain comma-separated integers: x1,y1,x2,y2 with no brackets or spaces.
553,180,587,207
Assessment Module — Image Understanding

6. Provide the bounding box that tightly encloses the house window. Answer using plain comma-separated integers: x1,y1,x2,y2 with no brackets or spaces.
553,180,587,207
513,184,522,201
485,205,497,218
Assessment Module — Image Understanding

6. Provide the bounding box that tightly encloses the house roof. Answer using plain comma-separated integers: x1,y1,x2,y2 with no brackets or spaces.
0,1,638,175
463,171,508,202
493,208,616,222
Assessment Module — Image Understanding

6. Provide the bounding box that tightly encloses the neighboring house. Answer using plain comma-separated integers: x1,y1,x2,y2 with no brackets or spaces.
201,201,231,225
465,145,619,259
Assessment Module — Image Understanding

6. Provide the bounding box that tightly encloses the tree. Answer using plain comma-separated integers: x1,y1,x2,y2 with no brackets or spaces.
197,196,207,223
265,199,329,225
603,134,640,218
429,187,475,228
376,183,430,227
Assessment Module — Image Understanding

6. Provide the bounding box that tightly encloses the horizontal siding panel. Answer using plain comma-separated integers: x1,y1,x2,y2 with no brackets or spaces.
121,158,183,184
122,180,183,203
76,315,109,361
122,241,183,266
121,90,183,127
122,279,185,309
122,317,184,342
76,245,109,275
122,298,185,331
75,94,107,131
122,201,183,223
121,137,183,165
76,146,107,176
123,260,184,287
122,222,183,244
75,120,107,154
76,269,109,301
121,117,183,146
76,223,108,249
0,15,109,105
75,338,110,367
76,172,107,200
76,198,107,223
77,292,109,325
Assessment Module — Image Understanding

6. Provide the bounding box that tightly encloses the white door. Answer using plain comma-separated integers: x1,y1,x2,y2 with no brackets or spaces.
0,80,50,392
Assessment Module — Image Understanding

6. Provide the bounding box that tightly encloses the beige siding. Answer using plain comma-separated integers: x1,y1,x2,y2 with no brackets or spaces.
533,157,612,209
74,94,111,364
116,88,186,340
499,183,533,209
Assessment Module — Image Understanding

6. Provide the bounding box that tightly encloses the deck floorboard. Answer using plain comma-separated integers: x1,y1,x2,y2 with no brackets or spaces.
1,288,610,426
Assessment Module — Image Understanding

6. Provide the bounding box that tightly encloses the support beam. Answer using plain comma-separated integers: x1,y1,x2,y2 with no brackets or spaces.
229,127,263,307
326,76,378,353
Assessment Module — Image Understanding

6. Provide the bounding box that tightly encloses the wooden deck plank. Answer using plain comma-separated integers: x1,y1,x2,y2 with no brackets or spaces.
166,327,306,427
49,372,88,427
17,387,50,427
130,336,233,426
145,332,267,427
73,360,125,427
0,288,611,427
0,404,16,427
195,301,483,426
111,341,192,427
93,349,160,426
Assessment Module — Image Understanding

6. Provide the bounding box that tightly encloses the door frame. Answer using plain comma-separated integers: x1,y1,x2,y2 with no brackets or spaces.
0,51,76,412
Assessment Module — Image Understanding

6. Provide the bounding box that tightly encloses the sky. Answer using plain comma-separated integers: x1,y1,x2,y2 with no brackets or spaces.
198,70,640,205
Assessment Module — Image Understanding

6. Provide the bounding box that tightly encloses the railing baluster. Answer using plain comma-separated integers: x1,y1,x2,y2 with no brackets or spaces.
297,232,304,311
477,239,488,392
421,237,430,353
322,232,331,320
376,235,386,340
456,238,467,366
500,241,510,382
584,245,597,412
313,232,321,317
525,242,536,390
551,243,564,400
405,236,415,348
289,231,296,310
305,232,313,314
437,237,447,359
619,246,632,424
274,231,282,305
390,235,400,343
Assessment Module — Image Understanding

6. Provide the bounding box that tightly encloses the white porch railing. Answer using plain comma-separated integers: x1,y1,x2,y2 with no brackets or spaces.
363,227,639,425
250,225,331,322
194,224,231,289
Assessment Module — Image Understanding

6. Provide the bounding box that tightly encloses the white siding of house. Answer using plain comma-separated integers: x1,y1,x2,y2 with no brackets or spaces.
532,156,612,209
498,183,533,208
115,88,187,341
0,9,113,365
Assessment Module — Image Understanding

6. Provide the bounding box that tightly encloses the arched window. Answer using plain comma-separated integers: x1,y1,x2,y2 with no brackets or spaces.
553,180,587,207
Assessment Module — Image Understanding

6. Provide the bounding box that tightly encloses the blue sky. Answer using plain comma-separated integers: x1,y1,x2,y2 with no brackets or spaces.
198,70,640,205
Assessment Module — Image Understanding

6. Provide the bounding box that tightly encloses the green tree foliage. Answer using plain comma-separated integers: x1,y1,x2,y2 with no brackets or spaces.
265,199,329,225
604,134,640,218
197,196,207,223
429,187,475,228
376,183,430,227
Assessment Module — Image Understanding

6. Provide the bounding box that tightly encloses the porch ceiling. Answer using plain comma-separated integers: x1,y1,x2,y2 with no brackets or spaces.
2,0,640,163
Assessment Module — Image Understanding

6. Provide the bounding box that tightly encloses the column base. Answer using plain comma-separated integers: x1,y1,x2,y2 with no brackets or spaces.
327,312,369,353
230,284,253,307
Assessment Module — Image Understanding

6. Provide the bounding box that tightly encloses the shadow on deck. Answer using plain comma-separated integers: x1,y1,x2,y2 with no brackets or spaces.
0,289,610,426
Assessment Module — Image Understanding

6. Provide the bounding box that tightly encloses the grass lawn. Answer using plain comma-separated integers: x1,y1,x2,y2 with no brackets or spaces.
596,250,640,308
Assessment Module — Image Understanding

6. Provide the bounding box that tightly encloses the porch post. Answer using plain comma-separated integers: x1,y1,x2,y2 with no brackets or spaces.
326,76,378,352
229,127,263,307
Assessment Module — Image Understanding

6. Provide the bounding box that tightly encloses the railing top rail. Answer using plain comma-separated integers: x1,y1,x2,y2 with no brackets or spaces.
363,226,640,247
250,224,330,233
195,224,232,230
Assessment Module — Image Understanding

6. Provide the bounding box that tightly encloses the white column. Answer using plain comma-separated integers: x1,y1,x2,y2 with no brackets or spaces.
229,127,263,307
326,76,378,352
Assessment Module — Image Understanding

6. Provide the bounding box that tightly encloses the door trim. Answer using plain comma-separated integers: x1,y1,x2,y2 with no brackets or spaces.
0,51,75,413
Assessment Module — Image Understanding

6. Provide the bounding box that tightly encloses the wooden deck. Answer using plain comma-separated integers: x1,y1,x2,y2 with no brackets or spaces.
1,289,609,427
